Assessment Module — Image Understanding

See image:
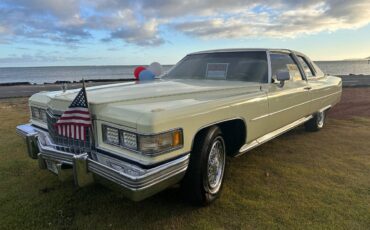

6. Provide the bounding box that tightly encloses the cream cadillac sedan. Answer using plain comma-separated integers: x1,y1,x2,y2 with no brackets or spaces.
16,49,342,205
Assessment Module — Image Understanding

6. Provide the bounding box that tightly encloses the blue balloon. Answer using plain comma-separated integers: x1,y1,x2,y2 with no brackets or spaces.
139,69,155,81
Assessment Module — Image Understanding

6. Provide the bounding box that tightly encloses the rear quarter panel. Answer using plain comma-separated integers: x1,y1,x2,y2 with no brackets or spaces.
308,75,342,113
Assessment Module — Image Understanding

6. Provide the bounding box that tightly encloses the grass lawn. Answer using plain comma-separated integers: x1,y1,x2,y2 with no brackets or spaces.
0,97,369,229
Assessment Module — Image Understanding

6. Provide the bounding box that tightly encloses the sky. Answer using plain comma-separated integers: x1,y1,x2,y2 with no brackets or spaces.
0,0,370,67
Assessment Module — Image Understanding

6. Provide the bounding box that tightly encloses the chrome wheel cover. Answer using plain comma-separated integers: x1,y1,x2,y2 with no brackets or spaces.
317,111,325,128
207,137,225,194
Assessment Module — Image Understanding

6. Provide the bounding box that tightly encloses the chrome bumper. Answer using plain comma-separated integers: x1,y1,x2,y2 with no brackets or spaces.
16,123,189,201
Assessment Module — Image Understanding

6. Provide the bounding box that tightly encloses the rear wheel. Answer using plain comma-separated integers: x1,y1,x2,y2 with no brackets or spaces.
181,126,226,206
305,110,326,132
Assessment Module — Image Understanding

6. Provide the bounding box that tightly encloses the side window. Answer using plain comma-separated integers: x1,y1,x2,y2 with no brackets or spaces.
270,53,303,83
297,56,314,78
311,61,325,78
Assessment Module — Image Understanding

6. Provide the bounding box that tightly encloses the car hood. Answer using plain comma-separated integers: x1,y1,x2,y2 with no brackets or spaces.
51,79,260,104
41,79,263,128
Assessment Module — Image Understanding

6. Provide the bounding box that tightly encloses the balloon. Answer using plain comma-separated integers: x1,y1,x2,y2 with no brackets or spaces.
134,66,146,79
139,69,155,81
148,62,162,76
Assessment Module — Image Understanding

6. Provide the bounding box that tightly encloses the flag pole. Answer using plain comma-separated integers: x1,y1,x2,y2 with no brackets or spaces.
82,79,95,152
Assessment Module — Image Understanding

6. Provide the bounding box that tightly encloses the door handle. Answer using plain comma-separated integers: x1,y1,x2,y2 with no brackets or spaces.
304,86,312,90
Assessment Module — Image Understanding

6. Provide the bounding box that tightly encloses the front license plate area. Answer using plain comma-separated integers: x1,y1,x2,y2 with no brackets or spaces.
45,160,58,174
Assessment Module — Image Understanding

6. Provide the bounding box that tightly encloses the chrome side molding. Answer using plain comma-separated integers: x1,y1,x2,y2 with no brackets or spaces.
237,115,313,156
319,105,331,112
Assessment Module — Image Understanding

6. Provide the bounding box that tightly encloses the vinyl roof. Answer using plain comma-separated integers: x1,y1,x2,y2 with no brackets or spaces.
189,48,299,55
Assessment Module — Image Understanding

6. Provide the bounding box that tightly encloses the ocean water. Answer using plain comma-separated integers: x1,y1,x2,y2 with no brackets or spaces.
316,60,370,76
0,61,369,84
0,65,173,84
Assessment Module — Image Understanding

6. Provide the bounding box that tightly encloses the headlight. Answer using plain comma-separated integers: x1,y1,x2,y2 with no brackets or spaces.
102,126,120,145
31,106,47,123
102,124,183,155
122,131,138,149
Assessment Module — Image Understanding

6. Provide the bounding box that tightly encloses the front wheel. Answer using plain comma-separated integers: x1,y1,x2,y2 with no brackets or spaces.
181,126,226,206
305,110,326,132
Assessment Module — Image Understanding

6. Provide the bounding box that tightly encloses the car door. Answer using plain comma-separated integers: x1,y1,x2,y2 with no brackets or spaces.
265,52,311,133
296,54,334,114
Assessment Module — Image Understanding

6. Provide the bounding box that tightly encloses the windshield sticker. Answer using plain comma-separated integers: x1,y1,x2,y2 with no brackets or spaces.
206,63,229,79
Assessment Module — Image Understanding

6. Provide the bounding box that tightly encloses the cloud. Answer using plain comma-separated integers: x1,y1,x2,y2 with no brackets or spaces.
97,9,165,46
0,1,91,44
107,19,165,46
172,13,271,39
0,0,370,46
171,0,370,39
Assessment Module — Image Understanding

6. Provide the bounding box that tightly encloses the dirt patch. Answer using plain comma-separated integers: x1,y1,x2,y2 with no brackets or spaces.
328,87,370,119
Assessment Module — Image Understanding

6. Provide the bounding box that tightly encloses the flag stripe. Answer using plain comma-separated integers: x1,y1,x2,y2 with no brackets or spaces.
56,119,91,125
64,108,89,113
81,126,84,141
60,113,90,118
71,125,74,138
76,125,79,139
59,116,91,121
57,122,91,127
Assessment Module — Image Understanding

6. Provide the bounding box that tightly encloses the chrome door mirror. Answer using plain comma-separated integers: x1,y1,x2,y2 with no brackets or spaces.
276,70,290,87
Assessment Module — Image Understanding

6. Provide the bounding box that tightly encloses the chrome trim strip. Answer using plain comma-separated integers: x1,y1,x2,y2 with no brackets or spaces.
251,91,340,121
251,113,270,122
237,115,313,156
251,99,310,122
311,91,340,103
268,100,309,116
87,154,189,190
319,105,331,112
38,143,75,165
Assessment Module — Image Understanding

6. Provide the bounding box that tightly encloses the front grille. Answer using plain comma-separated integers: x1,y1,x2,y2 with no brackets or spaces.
47,109,93,154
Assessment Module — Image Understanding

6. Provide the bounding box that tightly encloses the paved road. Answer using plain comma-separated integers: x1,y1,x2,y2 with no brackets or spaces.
0,81,130,99
0,75,369,99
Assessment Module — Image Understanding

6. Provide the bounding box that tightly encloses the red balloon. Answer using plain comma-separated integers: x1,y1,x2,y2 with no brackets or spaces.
134,66,146,79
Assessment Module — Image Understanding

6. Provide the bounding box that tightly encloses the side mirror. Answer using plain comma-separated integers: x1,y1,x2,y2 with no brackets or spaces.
276,70,290,87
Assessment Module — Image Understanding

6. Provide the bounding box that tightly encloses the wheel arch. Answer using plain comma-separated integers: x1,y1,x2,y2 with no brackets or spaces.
190,118,247,157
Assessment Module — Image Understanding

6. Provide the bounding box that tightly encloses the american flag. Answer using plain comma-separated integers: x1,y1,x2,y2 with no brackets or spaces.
55,84,92,141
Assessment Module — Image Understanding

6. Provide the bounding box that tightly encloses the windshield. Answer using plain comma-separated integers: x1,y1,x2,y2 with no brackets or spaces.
163,51,268,83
